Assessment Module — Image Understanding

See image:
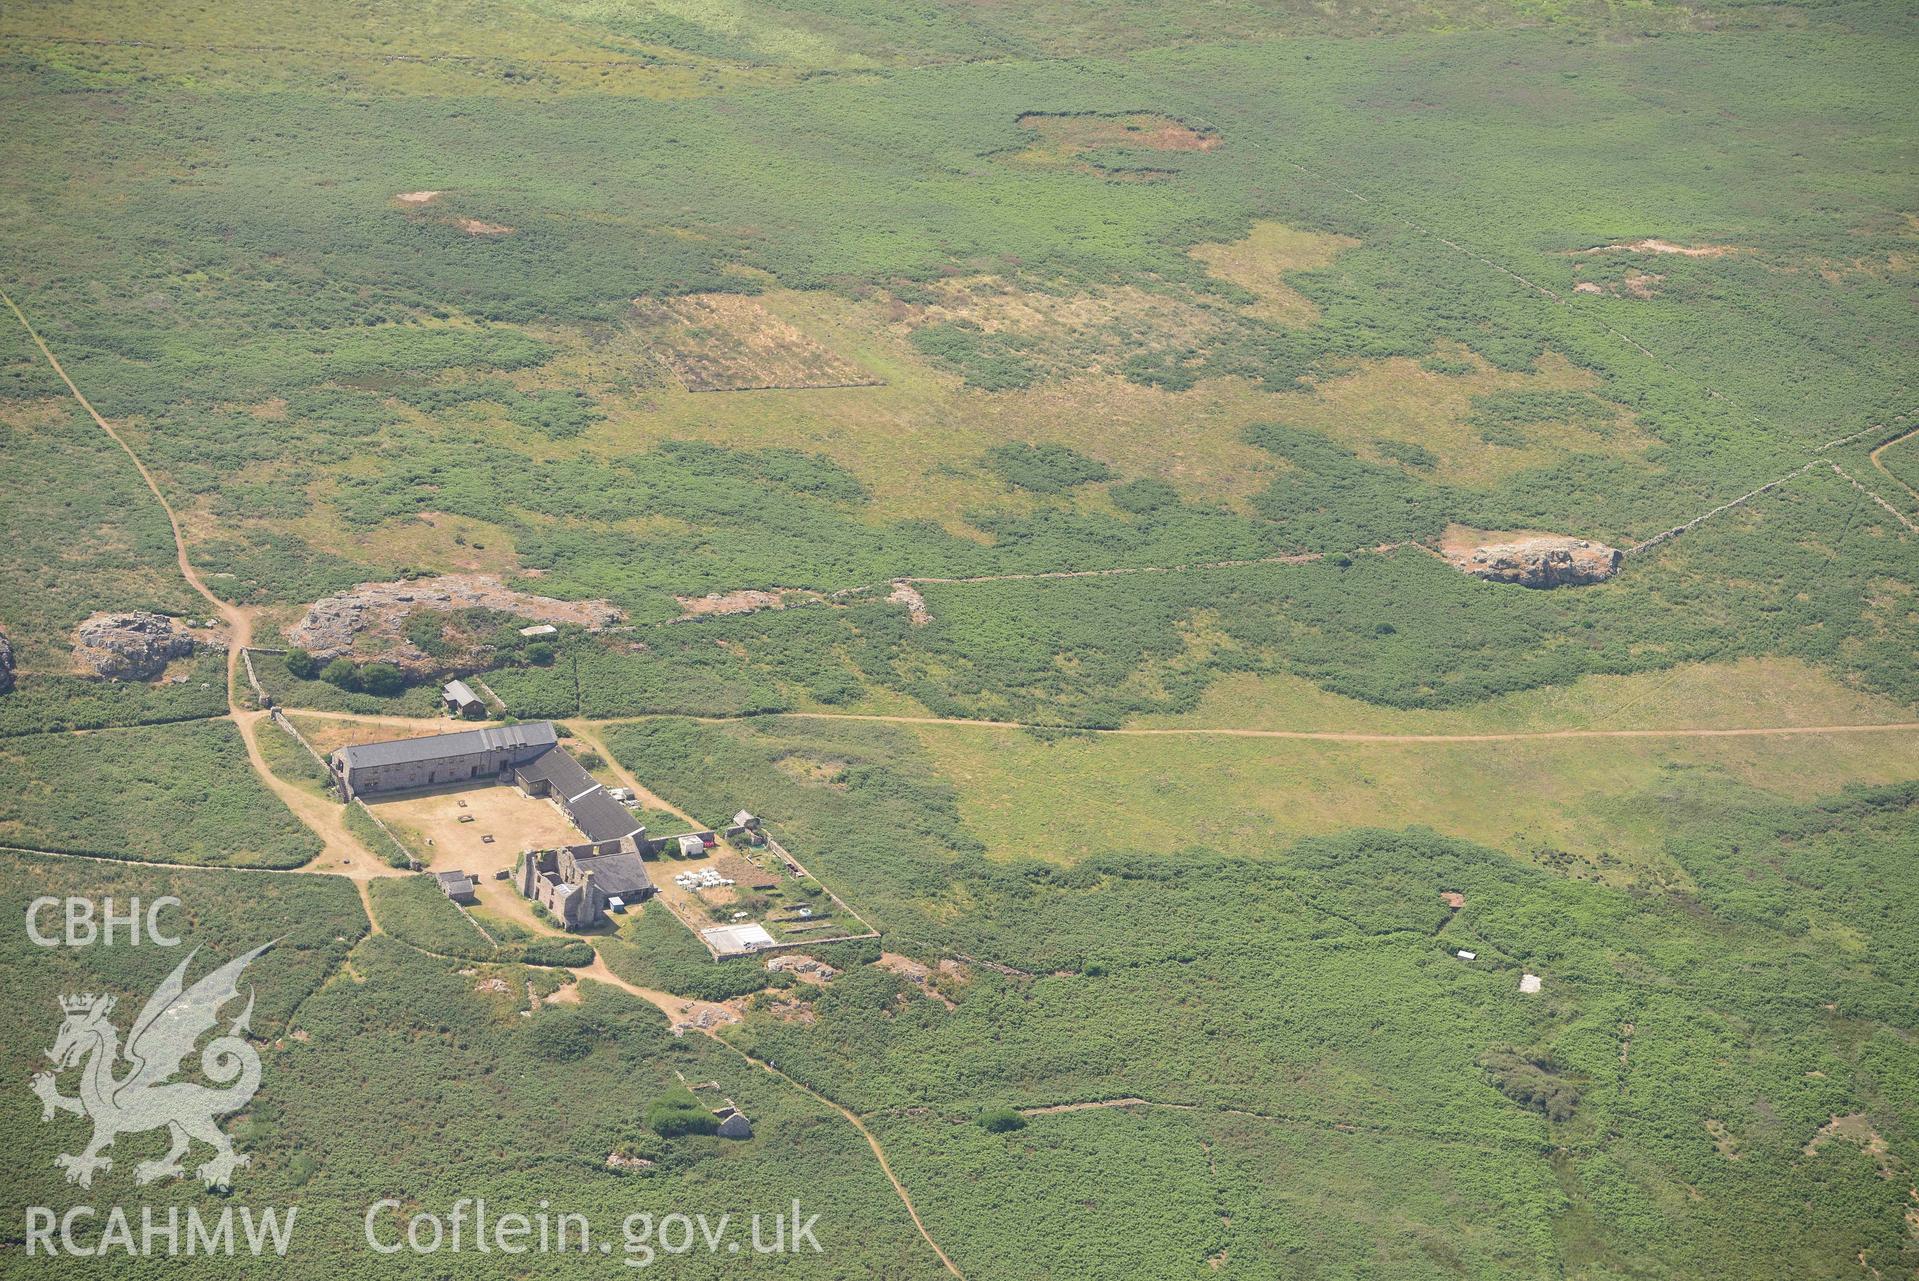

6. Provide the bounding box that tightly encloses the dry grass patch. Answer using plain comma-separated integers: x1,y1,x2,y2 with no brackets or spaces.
1803,1113,1900,1178
882,272,1232,385
548,292,1285,527
1004,112,1219,180
1283,349,1652,487
1190,222,1359,327
287,713,453,755
887,274,1216,349
1576,239,1738,257
633,293,880,392
911,720,1919,880
1133,658,1918,735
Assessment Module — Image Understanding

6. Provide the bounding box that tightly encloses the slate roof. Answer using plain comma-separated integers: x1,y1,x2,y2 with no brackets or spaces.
434,870,476,899
569,789,646,844
442,679,481,705
516,738,645,844
332,721,556,770
574,849,652,899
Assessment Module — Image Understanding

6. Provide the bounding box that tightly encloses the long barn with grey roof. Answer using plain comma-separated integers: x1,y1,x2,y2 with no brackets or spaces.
327,720,645,846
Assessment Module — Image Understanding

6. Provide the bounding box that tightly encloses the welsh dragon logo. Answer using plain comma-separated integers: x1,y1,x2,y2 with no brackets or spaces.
32,942,274,1189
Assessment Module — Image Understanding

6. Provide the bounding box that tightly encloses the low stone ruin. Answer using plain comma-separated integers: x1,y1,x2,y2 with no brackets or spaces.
1445,535,1621,588
72,611,195,680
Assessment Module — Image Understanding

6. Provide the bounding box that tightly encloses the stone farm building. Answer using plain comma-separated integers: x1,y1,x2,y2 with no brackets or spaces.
327,721,645,845
521,838,654,929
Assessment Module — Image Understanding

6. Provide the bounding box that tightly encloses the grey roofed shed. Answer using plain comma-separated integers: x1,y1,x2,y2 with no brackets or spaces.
434,869,477,901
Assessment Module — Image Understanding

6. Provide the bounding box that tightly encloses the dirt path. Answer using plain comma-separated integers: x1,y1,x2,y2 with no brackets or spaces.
711,1039,965,1278
871,551,1325,592
1829,461,1919,534
1,288,253,680
1021,1097,1155,1115
1869,425,1919,505
2,288,384,872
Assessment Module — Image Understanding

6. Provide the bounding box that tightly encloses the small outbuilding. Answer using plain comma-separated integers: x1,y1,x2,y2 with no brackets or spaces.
441,680,486,720
702,923,776,956
435,869,477,903
678,833,707,858
1454,949,1477,961
1519,973,1542,995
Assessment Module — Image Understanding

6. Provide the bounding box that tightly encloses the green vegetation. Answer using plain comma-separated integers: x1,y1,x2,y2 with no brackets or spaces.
343,802,415,869
3,2,1915,1275
0,853,953,1279
599,901,773,1002
985,442,1114,493
367,874,596,965
0,651,227,736
0,722,324,866
646,1086,722,1137
252,652,443,717
603,714,1919,1278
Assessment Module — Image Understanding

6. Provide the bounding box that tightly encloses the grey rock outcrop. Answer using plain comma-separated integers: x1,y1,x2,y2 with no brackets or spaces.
1446,536,1621,588
73,611,195,680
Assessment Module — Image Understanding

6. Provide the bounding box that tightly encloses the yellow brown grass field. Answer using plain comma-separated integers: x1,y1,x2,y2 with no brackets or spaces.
525,290,1293,530
908,717,1919,881
1286,347,1654,487
1130,657,1919,735
1189,221,1360,327
632,293,881,392
287,712,455,754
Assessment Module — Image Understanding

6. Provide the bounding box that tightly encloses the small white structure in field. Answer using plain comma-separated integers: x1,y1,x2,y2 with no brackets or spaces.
702,923,776,956
1519,973,1542,995
519,624,558,637
1455,949,1477,961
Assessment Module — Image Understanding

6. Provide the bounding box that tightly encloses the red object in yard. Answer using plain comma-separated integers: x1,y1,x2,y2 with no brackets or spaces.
701,834,717,847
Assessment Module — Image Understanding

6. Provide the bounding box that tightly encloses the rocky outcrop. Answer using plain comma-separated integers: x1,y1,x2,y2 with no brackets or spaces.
887,581,931,626
0,628,13,693
73,611,195,680
1446,536,1621,588
288,574,623,665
